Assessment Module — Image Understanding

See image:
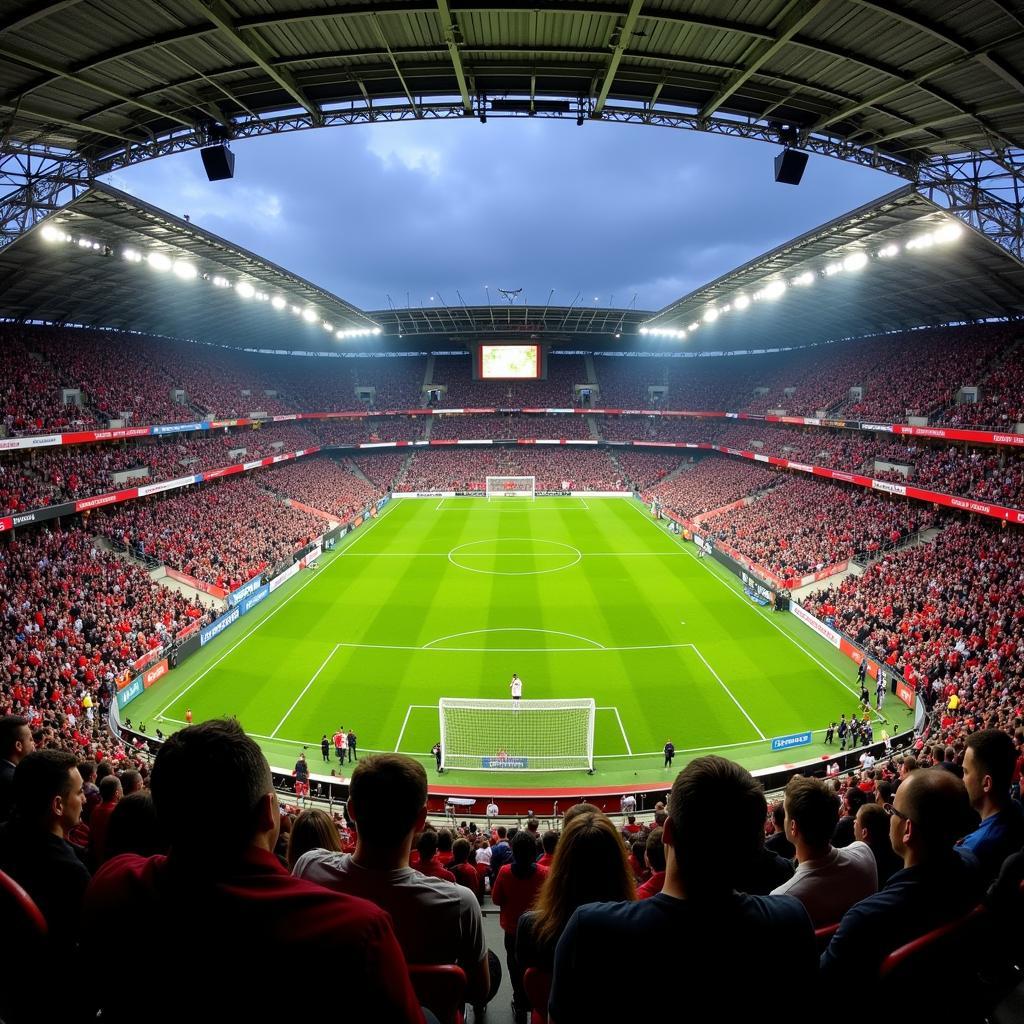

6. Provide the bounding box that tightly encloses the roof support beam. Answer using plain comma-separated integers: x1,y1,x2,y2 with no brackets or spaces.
698,0,828,120
593,0,644,117
436,0,473,113
0,41,195,128
0,102,141,145
190,0,323,124
369,14,421,116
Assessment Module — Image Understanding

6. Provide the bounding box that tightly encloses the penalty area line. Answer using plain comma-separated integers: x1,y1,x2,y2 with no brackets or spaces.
270,643,341,737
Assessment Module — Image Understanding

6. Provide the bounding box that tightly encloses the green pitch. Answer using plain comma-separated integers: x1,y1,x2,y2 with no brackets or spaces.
128,496,896,789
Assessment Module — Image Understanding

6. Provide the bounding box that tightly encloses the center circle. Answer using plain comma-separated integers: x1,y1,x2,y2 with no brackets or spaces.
448,538,583,576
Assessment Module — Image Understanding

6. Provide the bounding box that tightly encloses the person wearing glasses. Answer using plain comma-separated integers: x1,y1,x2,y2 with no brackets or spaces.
820,767,983,984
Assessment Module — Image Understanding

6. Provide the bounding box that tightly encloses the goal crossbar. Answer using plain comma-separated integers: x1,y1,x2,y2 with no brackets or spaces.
439,697,595,771
486,475,535,499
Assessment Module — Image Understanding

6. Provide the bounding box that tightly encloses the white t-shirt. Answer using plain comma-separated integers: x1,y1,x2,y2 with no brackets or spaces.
769,841,878,928
510,677,523,698
486,802,499,817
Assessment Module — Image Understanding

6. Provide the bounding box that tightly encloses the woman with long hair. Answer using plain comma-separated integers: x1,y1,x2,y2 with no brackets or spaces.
286,807,342,870
516,809,636,973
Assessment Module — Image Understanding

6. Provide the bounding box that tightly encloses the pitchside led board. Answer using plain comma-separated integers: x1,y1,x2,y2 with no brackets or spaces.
476,344,543,380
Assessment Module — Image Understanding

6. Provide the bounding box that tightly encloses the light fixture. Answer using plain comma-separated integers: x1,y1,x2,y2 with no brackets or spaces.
792,271,815,286
877,244,899,259
302,307,317,322
639,327,649,335
40,224,63,242
763,280,786,300
373,327,382,335
824,262,843,276
933,223,963,244
843,252,868,272
122,249,142,263
271,296,286,310
703,307,719,323
147,252,172,271
236,281,255,298
212,275,230,288
688,322,699,331
733,294,750,310
172,261,197,280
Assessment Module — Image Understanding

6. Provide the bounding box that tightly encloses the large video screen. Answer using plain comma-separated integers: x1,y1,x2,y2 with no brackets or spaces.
477,344,541,380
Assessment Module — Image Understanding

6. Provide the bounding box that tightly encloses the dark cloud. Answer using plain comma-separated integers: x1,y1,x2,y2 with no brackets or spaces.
106,119,897,313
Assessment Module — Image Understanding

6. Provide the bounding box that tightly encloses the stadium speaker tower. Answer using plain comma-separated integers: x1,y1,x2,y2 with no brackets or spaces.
774,149,808,186
201,143,235,181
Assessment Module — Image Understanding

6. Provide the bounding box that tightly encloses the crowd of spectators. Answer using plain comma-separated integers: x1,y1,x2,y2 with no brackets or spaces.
351,453,407,490
429,413,593,440
262,457,383,520
644,457,780,519
400,448,622,492
940,354,1024,429
0,524,209,770
702,477,937,579
615,451,688,489
92,477,326,591
309,417,427,445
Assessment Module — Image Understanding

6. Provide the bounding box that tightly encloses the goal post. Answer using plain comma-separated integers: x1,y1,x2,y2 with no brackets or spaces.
486,475,536,499
438,697,596,771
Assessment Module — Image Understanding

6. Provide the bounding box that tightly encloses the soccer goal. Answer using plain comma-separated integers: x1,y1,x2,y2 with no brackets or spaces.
486,475,536,500
438,697,596,771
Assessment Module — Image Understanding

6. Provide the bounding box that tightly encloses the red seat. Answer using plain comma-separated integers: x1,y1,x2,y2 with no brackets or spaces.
815,922,840,953
408,963,467,1024
523,967,553,1024
0,869,48,1020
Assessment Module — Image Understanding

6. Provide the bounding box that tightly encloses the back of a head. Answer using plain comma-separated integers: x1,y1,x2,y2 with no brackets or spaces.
417,827,439,860
785,775,839,848
99,774,122,803
348,753,426,847
527,817,540,834
542,829,558,856
150,719,271,858
287,807,342,869
13,750,77,823
119,769,143,795
966,729,1016,801
845,785,868,814
534,810,636,947
563,801,600,824
669,756,765,891
451,837,471,865
855,802,889,845
106,791,167,859
902,767,973,852
645,826,666,873
511,828,538,867
436,828,453,853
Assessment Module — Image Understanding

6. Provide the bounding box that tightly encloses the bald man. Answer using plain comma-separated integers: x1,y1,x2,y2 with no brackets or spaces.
820,767,982,983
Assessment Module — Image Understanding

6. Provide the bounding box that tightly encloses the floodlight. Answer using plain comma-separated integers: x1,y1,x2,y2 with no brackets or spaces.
323,322,333,331
212,275,230,287
373,327,382,335
302,307,317,322
173,261,197,280
843,252,868,272
763,280,786,299
40,224,62,242
147,252,172,271
907,232,934,251
733,294,750,310
291,305,301,314
793,271,815,286
236,281,256,298
271,296,286,310
824,262,843,276
639,327,649,335
703,307,719,323
688,322,699,331
877,244,899,259
122,249,142,263
934,223,963,244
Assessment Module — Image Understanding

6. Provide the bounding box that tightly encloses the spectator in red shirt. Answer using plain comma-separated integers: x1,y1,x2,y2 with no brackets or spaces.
493,830,549,1022
415,829,456,883
537,829,558,867
449,837,483,902
82,720,423,1024
636,827,667,899
88,773,122,868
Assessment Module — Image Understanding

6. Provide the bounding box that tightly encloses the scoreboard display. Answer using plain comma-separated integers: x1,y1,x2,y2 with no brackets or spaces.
477,344,541,380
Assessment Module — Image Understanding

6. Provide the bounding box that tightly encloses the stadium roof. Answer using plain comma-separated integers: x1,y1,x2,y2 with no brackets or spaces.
645,184,1024,349
0,182,380,347
2,1,1023,175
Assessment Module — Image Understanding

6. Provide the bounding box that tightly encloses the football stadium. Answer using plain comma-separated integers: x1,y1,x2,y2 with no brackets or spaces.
1,4,1023,1023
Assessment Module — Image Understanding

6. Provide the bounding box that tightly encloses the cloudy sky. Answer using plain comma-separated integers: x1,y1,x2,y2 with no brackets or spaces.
105,118,898,315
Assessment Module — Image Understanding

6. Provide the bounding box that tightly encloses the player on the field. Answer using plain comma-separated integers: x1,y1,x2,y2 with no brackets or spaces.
509,673,523,703
824,721,836,746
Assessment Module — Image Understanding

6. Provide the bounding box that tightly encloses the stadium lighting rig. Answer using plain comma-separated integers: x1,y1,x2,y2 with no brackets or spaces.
36,217,383,339
639,216,965,340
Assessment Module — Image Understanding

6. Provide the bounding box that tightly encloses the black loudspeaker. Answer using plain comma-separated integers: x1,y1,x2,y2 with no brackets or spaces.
774,149,808,185
200,144,235,181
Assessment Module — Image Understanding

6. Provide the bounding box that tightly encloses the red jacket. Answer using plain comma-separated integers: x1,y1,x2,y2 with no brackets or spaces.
492,863,548,934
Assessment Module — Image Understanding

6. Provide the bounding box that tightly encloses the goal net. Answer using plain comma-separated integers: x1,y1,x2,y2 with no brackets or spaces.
486,475,536,499
439,697,596,771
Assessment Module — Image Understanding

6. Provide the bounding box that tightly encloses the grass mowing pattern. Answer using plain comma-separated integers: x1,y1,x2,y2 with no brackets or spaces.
129,497,902,789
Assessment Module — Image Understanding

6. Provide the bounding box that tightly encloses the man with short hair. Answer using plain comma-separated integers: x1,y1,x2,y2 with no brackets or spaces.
959,729,1024,879
770,775,877,927
538,830,558,868
83,721,423,1023
293,753,490,1006
0,716,36,824
549,757,816,1024
89,774,122,867
833,786,868,848
854,802,903,886
489,825,512,880
636,827,666,899
119,768,144,796
821,768,982,987
0,750,90,945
